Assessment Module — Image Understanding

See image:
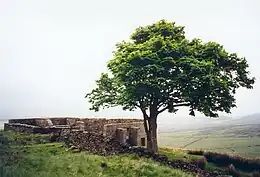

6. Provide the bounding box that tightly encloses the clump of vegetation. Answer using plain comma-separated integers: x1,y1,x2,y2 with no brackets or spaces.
191,157,207,170
252,171,260,177
203,151,260,172
187,149,204,156
0,131,52,167
1,130,52,145
227,164,241,177
188,148,260,172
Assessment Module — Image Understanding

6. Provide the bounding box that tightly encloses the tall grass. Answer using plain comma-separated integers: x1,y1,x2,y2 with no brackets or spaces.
187,149,260,172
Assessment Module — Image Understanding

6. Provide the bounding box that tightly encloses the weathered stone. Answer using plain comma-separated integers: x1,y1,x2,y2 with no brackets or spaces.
34,118,53,127
5,117,145,147
71,149,81,153
116,128,127,144
4,123,38,133
60,130,129,156
69,145,77,150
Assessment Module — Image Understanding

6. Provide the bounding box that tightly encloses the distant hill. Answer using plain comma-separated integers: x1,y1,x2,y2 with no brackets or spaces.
228,113,260,125
158,113,260,132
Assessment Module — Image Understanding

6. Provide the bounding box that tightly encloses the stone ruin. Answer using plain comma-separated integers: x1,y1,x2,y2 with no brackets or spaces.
4,117,146,147
3,118,224,176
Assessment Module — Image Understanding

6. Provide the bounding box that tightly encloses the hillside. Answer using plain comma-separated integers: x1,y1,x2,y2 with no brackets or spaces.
2,130,260,177
158,115,260,158
158,113,260,132
0,131,194,177
229,113,260,125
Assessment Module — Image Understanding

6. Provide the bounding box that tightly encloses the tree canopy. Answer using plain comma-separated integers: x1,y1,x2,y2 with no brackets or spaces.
86,20,255,152
86,20,255,117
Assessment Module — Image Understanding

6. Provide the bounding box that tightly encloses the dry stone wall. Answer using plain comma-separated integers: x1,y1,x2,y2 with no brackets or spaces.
104,122,145,137
8,117,143,129
5,117,145,146
4,123,68,134
9,118,53,127
79,118,143,134
4,123,37,133
49,118,81,125
9,119,37,126
58,130,129,155
49,118,68,125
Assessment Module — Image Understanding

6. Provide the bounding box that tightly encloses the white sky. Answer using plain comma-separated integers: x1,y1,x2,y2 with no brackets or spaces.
0,0,259,122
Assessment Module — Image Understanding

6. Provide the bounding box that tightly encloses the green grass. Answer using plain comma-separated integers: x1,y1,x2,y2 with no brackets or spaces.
1,130,256,177
159,130,260,158
0,131,192,177
159,147,202,161
158,131,259,177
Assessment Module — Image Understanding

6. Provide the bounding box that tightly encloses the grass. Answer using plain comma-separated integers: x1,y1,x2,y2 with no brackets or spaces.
1,130,258,177
0,131,192,177
159,129,260,158
158,147,256,177
159,147,202,161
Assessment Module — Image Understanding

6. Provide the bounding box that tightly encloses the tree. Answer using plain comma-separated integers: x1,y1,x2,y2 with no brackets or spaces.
85,20,255,153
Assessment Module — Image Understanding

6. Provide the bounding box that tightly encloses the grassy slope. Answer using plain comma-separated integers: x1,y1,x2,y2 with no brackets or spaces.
1,131,255,177
159,148,253,177
0,131,192,177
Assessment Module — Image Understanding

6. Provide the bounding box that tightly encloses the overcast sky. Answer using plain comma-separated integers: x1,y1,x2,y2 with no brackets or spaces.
0,0,259,122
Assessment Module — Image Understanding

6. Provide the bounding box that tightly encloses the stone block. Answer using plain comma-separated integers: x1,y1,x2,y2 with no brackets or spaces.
115,128,127,144
34,118,53,127
129,127,140,146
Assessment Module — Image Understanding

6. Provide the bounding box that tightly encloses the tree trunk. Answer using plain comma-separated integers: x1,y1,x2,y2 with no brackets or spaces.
143,116,152,152
143,115,158,154
141,107,158,154
149,116,158,153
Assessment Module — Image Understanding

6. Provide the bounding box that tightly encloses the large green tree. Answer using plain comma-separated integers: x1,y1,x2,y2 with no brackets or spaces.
86,20,255,153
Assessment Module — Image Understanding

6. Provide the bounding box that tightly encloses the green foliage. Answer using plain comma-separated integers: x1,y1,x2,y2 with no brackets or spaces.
159,147,202,162
86,19,255,117
1,131,51,145
252,171,260,177
0,131,52,167
203,151,260,172
187,149,204,156
227,164,241,177
187,148,260,172
191,157,208,170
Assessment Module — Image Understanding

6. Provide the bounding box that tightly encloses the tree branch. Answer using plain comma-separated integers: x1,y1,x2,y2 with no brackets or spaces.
140,107,151,138
157,106,168,114
157,102,166,110
157,103,190,114
174,103,190,107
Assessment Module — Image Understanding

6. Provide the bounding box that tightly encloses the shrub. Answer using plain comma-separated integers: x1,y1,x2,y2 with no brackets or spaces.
227,164,241,177
191,157,207,170
252,171,260,177
203,151,260,172
187,149,204,156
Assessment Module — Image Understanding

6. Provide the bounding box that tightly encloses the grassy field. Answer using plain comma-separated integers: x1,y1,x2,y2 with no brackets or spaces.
0,131,193,177
158,124,260,158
